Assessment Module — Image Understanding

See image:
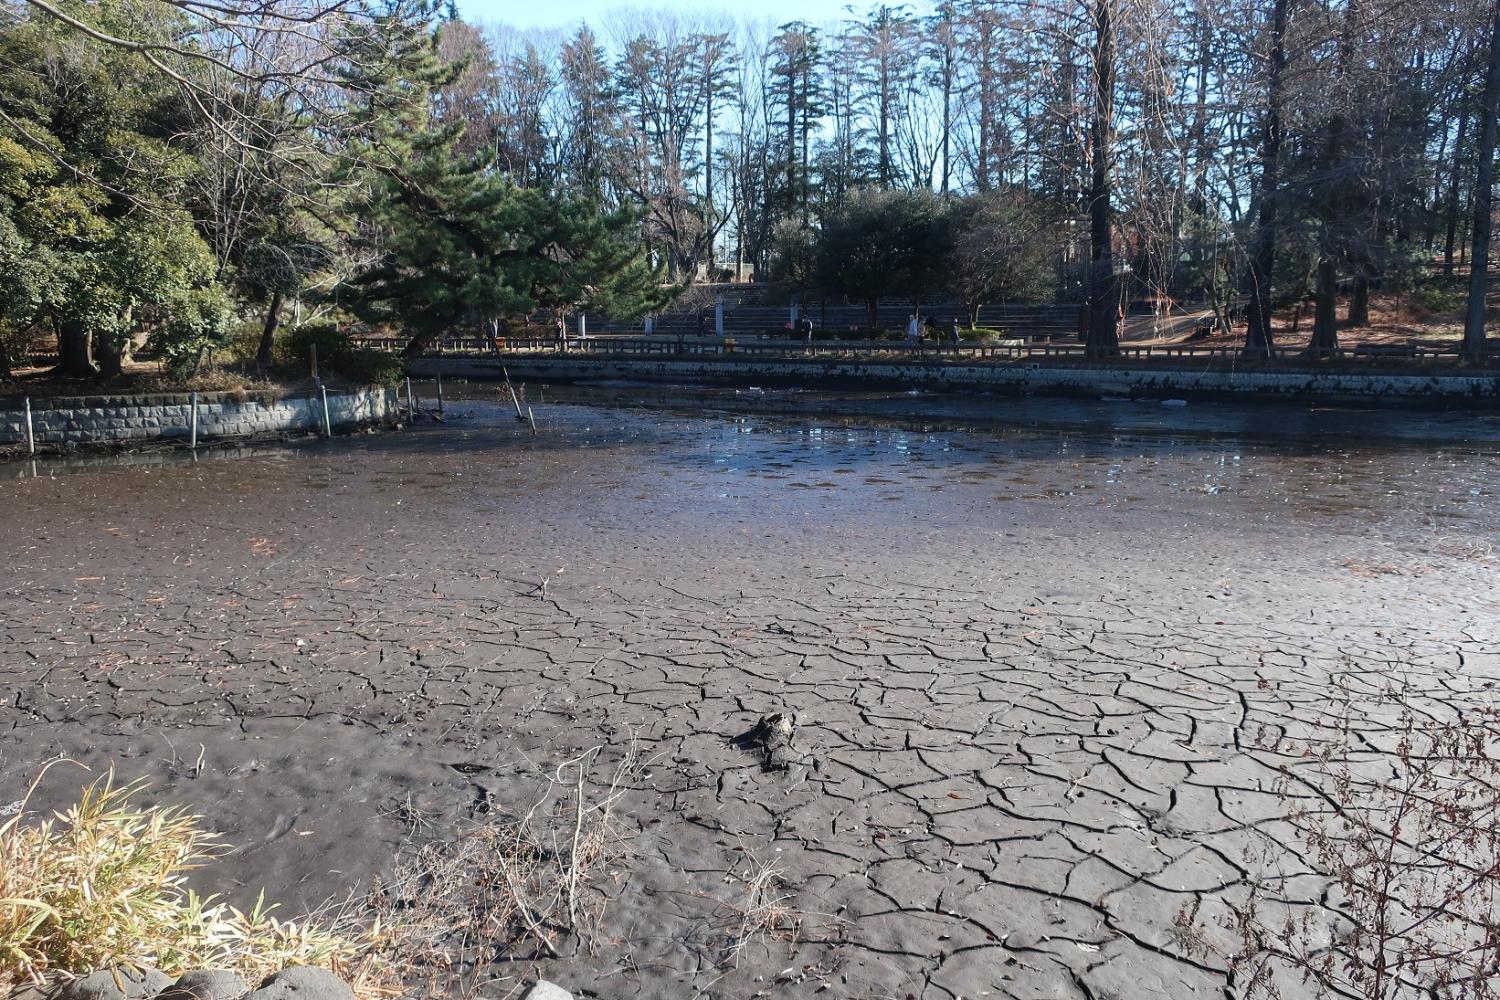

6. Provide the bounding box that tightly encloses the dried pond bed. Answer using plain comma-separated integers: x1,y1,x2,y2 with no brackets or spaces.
2,398,1498,998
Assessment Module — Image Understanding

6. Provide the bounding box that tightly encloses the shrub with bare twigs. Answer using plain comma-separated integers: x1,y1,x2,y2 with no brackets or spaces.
1180,681,1500,999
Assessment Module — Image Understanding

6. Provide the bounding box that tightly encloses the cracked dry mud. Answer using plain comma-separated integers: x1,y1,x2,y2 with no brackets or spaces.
2,394,1498,999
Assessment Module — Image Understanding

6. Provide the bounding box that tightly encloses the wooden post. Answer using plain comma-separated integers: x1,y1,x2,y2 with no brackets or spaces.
23,397,34,455
405,377,415,418
436,371,444,416
189,392,198,450
320,385,332,437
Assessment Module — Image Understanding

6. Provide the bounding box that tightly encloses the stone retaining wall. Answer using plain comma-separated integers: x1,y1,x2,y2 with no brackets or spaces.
412,355,1500,404
0,387,398,451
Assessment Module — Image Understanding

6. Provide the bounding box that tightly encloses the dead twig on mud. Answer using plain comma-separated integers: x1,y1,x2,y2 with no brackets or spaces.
377,793,434,838
161,738,207,780
528,566,565,600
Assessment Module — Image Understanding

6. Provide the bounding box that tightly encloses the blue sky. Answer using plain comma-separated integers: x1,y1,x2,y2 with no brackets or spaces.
457,0,849,30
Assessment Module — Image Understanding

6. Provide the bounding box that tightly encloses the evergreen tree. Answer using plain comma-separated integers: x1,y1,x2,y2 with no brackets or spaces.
768,23,822,226
560,27,617,198
817,187,953,326
338,5,667,354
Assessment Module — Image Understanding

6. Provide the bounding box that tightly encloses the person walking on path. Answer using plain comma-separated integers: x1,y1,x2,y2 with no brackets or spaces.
800,314,814,348
949,317,961,351
906,314,920,346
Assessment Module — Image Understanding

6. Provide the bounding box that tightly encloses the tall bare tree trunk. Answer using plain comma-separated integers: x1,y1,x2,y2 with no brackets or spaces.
704,70,715,275
1443,80,1472,277
1309,256,1339,356
1191,18,1211,216
879,56,891,185
1086,0,1121,357
256,291,284,370
1331,0,1369,331
786,66,797,217
1244,0,1290,357
976,15,993,192
939,5,953,196
801,55,812,225
877,8,892,186
1463,0,1500,357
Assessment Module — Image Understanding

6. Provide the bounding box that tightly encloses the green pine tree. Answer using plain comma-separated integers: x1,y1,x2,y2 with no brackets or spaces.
337,4,668,355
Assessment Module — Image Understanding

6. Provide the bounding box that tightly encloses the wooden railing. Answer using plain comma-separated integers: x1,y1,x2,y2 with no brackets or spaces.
365,334,1500,367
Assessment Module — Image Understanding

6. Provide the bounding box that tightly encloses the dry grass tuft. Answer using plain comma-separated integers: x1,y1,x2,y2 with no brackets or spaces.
1340,557,1432,579
1430,535,1497,565
721,854,801,967
374,743,645,997
0,763,392,995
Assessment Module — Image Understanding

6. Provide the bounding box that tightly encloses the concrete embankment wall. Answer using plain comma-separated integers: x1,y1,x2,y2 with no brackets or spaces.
412,355,1500,404
0,386,397,452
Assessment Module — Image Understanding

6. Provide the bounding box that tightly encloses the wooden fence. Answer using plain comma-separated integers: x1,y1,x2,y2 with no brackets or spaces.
364,334,1500,367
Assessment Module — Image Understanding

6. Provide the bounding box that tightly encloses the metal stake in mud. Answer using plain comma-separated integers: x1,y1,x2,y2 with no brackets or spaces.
502,367,525,420
405,377,416,419
23,396,34,455
320,385,332,438
189,392,198,450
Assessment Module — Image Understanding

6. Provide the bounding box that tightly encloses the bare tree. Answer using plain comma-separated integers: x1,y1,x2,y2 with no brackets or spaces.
1243,0,1291,356
19,0,397,161
1463,0,1500,357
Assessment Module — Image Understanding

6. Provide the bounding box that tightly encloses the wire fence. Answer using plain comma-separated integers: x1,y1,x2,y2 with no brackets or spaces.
0,386,400,456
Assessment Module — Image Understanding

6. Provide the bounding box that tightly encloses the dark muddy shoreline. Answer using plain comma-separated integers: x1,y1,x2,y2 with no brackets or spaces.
435,378,1500,446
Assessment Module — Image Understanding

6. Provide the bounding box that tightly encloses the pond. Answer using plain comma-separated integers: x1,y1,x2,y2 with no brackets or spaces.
2,388,1497,999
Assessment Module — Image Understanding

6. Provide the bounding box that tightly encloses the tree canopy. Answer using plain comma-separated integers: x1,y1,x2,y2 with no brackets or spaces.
0,7,230,376
0,0,669,377
2,0,1497,370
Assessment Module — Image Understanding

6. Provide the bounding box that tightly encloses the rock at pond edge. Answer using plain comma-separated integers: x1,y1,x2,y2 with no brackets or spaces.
58,968,173,1000
154,970,250,1000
